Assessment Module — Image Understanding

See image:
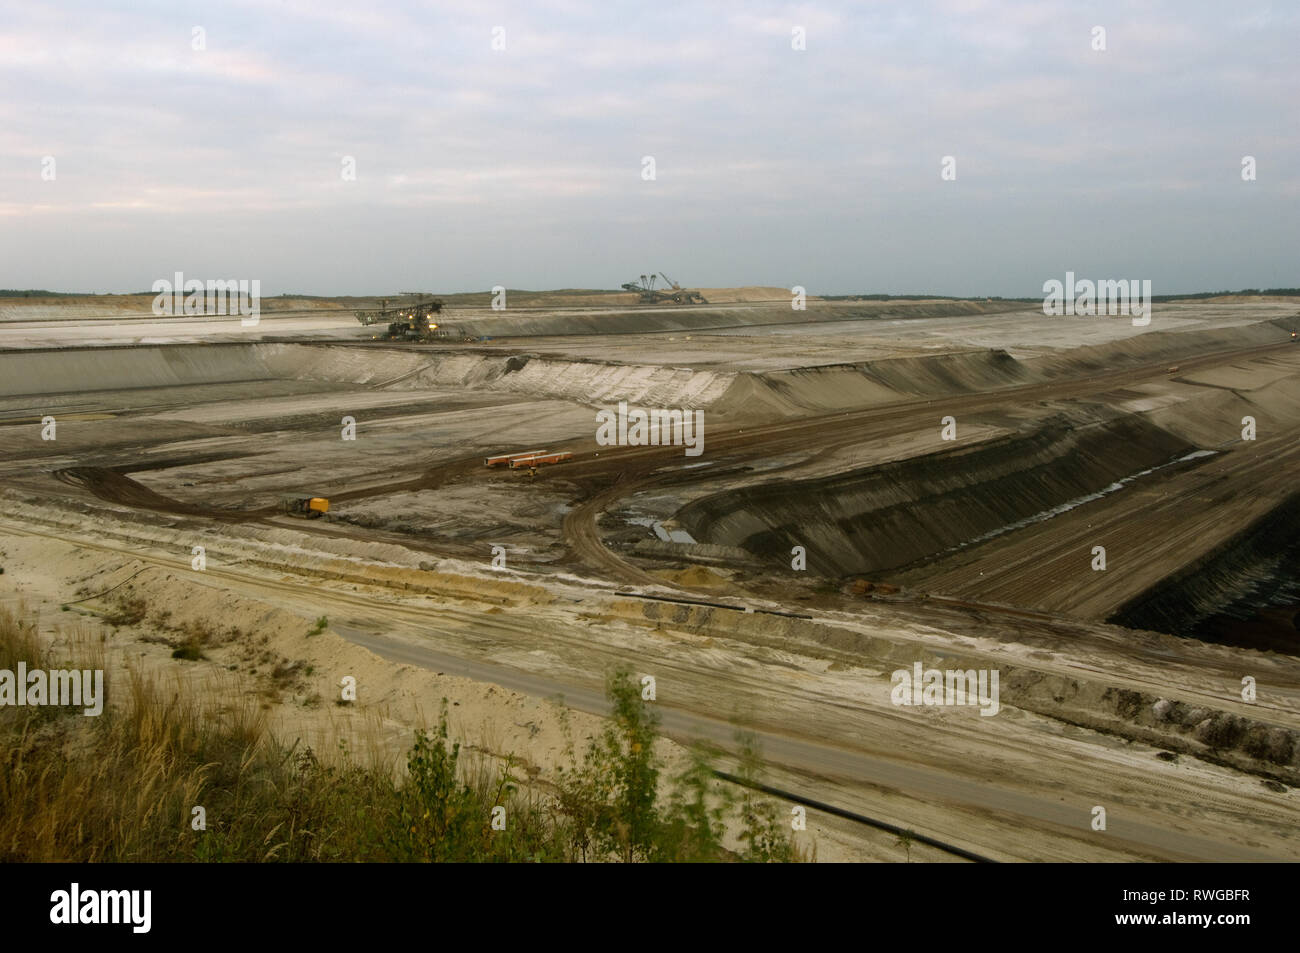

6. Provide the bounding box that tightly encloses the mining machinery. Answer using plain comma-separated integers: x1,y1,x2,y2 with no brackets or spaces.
355,294,446,341
620,273,708,305
281,495,329,519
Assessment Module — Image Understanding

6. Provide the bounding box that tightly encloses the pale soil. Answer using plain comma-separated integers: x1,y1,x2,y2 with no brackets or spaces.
2,494,1296,862
1,299,1298,862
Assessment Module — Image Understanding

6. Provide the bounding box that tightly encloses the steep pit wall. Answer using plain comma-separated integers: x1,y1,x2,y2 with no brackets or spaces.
442,298,1033,338
0,344,279,397
376,352,735,407
1025,320,1288,379
712,349,1029,417
676,414,1192,577
1110,494,1300,650
0,343,737,411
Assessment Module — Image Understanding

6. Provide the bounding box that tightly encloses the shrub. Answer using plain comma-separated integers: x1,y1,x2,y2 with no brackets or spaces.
0,613,800,863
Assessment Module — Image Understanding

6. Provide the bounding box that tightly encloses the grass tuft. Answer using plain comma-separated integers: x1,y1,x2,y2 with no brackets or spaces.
0,610,802,862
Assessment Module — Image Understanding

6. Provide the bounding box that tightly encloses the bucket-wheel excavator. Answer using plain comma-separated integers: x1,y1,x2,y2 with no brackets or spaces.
620,273,707,305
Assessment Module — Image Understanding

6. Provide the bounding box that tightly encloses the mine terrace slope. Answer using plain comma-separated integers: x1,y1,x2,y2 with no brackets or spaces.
1,295,1298,862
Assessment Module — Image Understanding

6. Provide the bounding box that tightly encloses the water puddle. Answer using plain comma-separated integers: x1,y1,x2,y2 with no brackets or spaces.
626,515,698,544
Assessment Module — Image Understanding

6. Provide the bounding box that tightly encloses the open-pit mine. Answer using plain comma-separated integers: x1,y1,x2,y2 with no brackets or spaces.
2,289,1298,862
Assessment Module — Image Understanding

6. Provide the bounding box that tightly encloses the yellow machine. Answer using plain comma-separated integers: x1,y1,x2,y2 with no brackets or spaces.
282,495,329,519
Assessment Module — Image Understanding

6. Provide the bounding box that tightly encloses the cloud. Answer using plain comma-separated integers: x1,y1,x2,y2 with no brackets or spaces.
0,0,1294,295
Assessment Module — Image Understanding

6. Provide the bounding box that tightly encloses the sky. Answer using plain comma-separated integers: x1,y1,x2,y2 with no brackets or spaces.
1,0,1297,296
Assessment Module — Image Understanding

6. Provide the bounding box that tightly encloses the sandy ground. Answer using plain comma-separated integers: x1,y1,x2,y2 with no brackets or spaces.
2,295,1298,861
2,496,1295,861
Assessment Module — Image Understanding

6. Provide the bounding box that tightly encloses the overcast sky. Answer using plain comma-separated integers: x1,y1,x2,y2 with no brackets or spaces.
2,0,1296,296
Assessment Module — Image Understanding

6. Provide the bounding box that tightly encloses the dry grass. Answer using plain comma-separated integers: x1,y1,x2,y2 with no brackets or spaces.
0,606,801,862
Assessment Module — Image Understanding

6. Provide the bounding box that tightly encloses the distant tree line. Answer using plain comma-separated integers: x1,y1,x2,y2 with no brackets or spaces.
6,286,1299,302
819,288,1300,302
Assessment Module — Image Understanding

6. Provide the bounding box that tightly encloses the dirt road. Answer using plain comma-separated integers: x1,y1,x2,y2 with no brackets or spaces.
1,517,1293,862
